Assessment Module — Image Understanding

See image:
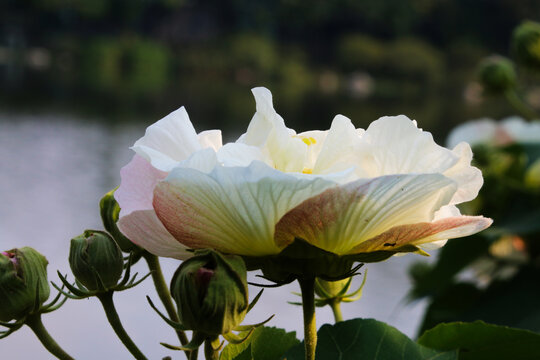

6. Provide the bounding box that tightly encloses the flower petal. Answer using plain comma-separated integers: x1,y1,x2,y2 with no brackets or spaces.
357,115,482,204
313,115,365,176
444,142,483,203
501,116,540,143
115,155,167,217
295,129,327,170
217,143,270,167
358,115,459,176
238,87,307,172
118,210,191,259
153,161,336,256
274,174,458,255
350,215,492,253
446,118,497,148
132,107,203,171
198,130,223,151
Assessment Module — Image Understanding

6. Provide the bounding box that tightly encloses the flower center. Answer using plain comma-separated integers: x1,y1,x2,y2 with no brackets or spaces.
301,137,317,146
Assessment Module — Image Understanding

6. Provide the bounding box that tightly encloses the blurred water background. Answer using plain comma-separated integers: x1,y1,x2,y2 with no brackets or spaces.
1,1,540,358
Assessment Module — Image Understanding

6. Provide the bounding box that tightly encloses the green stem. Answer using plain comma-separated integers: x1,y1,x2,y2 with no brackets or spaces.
143,252,189,345
505,89,539,120
25,314,75,360
97,292,148,360
204,336,220,360
299,277,317,360
330,299,343,323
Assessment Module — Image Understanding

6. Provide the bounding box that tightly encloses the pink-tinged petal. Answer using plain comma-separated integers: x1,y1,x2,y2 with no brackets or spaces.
350,216,492,253
115,155,167,217
153,161,336,256
132,107,202,171
274,174,458,255
117,210,190,259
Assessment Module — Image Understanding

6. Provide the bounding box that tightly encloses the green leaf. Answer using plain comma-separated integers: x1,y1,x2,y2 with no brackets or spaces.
418,321,540,360
220,340,251,360
220,327,300,360
285,318,458,360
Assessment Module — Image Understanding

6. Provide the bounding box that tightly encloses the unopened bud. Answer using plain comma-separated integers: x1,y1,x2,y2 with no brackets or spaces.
0,247,50,321
315,278,350,299
69,230,123,291
525,158,540,189
478,55,516,94
170,249,248,336
512,20,540,70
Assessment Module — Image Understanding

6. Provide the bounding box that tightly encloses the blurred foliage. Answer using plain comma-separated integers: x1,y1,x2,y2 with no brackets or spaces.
1,0,540,135
410,141,540,335
409,22,540,336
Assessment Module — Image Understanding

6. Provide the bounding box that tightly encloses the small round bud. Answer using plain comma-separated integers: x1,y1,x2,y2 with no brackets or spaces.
525,158,540,189
478,55,516,94
315,278,350,299
0,247,50,321
170,249,248,336
512,20,540,70
100,189,141,253
69,230,124,291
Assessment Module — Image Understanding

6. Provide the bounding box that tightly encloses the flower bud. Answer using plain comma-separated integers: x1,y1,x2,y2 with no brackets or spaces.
512,20,540,70
315,278,350,299
478,55,516,94
100,189,140,253
525,158,540,189
170,249,248,335
0,247,50,321
69,230,124,291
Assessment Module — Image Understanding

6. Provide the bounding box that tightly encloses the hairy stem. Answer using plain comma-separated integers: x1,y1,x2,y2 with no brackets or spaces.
98,291,148,360
26,314,75,360
299,277,317,360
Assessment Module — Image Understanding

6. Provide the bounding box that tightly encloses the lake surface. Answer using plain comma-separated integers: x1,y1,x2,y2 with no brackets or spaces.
0,113,432,359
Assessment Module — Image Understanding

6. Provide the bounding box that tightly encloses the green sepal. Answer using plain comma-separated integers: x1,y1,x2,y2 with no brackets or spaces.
161,331,207,351
100,188,143,255
243,238,415,284
146,295,188,331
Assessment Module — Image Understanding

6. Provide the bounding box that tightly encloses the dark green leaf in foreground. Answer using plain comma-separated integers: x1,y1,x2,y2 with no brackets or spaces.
418,321,540,360
220,326,300,360
285,318,458,360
